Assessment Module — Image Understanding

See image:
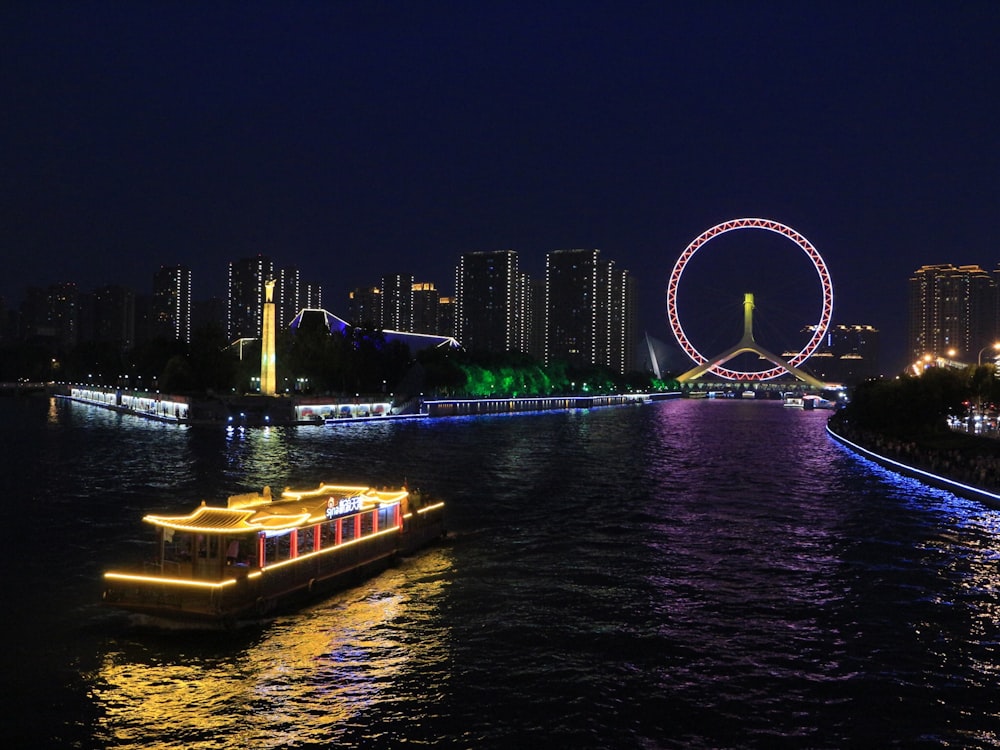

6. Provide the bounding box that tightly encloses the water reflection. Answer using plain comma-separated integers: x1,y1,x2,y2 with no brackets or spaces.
12,396,1000,746
91,550,452,749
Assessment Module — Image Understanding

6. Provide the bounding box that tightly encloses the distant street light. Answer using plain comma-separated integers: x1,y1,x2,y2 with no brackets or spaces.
978,342,1000,366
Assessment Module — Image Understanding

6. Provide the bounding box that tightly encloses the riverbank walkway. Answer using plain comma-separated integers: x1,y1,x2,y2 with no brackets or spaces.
827,418,1000,509
46,383,680,426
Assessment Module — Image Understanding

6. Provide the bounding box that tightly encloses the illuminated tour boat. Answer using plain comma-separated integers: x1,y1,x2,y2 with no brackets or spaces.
102,483,446,626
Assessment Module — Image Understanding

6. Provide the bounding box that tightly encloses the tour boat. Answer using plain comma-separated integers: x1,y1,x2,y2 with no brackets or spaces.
102,482,446,627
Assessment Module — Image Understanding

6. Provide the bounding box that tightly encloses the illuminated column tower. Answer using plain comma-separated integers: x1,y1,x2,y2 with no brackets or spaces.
260,279,276,396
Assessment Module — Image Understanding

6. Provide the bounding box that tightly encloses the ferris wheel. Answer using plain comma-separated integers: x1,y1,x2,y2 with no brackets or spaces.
665,218,834,381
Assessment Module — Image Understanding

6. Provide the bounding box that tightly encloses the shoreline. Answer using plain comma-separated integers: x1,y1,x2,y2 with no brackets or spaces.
48,383,682,426
826,419,1000,510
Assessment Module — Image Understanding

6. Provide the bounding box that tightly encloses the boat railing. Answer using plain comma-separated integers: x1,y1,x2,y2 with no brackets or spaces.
162,559,183,576
142,559,183,576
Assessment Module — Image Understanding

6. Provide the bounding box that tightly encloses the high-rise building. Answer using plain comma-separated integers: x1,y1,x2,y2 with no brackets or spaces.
152,265,192,343
412,282,441,334
301,281,322,311
91,284,136,349
526,277,546,361
616,269,638,375
133,293,152,345
348,286,382,329
193,295,227,334
381,273,414,332
545,249,635,374
275,266,322,329
455,250,528,354
20,282,79,350
19,287,51,344
437,295,456,339
908,264,996,363
50,282,79,349
799,323,879,384
227,255,274,340
277,266,300,331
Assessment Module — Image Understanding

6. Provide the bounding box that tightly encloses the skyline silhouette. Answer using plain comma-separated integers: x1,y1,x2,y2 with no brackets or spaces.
3,2,998,374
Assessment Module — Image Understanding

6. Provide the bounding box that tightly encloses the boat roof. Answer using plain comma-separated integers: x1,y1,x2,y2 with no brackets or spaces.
143,483,408,534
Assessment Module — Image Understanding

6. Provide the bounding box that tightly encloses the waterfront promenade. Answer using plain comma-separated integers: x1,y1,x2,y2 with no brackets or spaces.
0,381,47,395
827,416,1000,509
47,382,677,425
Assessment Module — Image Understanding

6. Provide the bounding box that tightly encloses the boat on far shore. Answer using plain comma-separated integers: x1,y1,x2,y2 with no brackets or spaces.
102,482,446,628
783,393,837,410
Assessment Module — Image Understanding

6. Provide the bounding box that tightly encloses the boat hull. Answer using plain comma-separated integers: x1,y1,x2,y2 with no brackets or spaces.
103,504,446,627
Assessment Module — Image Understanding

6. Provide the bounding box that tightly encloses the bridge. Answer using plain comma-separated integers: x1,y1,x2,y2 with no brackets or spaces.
675,293,829,389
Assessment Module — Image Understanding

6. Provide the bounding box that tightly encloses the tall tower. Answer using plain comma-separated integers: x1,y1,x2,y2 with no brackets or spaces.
676,293,826,387
260,279,276,396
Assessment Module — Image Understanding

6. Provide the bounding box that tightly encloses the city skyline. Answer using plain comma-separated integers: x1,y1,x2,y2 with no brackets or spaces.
3,2,998,375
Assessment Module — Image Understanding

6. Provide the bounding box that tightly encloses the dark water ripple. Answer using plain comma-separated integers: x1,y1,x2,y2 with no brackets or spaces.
4,397,1000,748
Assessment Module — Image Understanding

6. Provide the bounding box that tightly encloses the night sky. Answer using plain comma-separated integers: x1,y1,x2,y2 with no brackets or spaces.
3,1,998,374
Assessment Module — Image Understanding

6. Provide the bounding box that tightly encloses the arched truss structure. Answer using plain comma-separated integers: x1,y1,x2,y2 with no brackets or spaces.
666,218,834,381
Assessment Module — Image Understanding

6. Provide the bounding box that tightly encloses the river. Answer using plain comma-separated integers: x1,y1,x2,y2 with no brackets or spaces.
2,395,999,748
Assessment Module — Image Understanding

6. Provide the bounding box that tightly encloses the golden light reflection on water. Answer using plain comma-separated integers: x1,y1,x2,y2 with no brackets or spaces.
91,549,452,749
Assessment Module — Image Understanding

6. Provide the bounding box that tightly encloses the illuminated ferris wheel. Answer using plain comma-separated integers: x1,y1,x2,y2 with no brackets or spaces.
665,218,834,381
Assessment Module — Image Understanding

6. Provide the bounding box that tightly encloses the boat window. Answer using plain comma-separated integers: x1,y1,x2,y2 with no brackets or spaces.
343,516,358,542
378,506,396,530
300,526,316,552
163,531,192,564
264,533,290,564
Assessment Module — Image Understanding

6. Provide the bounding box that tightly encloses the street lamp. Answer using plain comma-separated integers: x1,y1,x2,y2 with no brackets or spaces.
978,342,1000,366
971,342,1000,435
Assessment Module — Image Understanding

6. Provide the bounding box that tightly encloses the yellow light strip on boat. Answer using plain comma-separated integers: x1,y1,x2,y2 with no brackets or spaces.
102,571,259,589
281,483,371,500
143,506,251,530
102,525,405,587
259,525,401,572
416,502,445,514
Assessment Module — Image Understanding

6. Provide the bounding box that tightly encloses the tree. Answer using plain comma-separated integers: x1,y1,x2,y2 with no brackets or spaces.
843,368,968,438
189,323,239,393
159,354,196,393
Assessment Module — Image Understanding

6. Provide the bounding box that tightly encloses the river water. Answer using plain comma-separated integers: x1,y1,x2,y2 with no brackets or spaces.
2,396,1000,749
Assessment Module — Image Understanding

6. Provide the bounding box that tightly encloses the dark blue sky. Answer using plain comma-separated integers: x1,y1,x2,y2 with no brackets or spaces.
3,1,998,374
